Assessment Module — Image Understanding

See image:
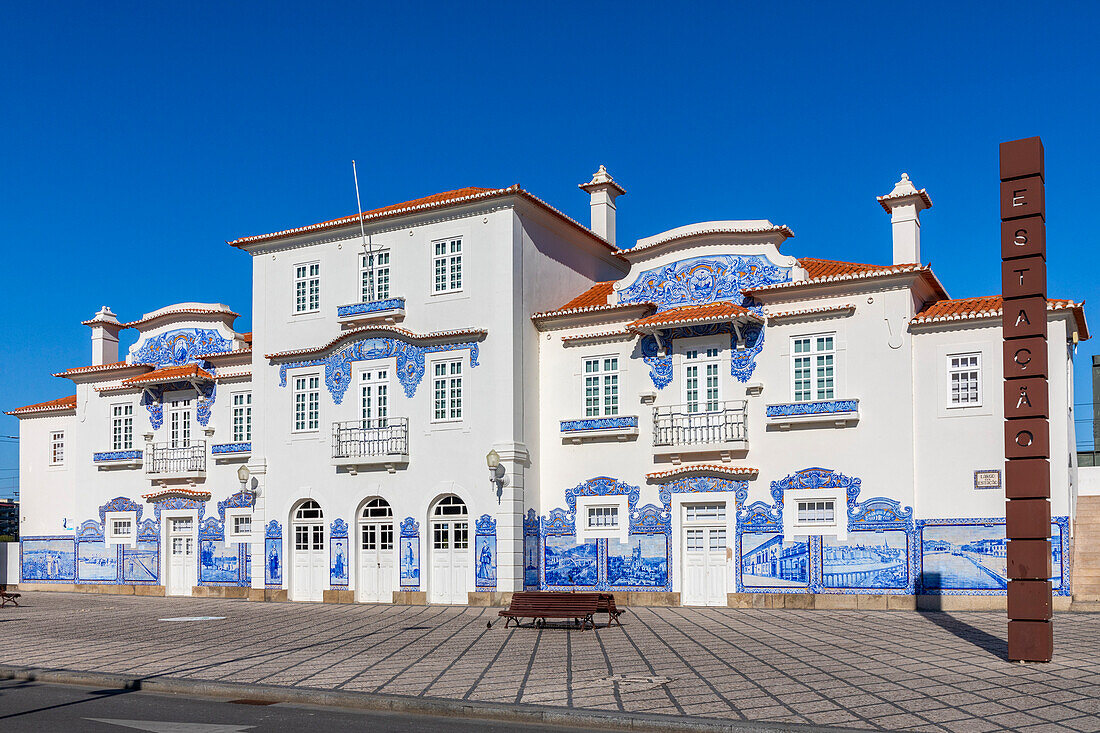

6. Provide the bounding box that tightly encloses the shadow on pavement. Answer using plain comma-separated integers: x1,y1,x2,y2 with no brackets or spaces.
917,611,1009,661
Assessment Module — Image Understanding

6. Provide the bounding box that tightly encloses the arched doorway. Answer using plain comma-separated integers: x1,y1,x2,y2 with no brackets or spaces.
429,495,470,604
291,499,326,602
357,498,394,603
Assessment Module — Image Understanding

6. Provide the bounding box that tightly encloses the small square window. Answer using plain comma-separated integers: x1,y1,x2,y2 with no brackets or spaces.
229,515,252,539
112,519,132,537
587,506,618,529
796,500,835,524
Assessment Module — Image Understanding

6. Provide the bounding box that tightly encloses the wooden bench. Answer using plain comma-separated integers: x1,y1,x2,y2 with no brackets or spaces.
597,593,623,627
497,592,601,631
0,591,20,608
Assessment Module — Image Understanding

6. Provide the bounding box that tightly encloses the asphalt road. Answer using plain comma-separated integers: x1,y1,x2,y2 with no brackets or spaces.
0,679,615,733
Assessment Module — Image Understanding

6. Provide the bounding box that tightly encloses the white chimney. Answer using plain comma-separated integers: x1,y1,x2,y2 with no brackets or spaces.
579,165,625,246
83,306,123,366
876,173,932,265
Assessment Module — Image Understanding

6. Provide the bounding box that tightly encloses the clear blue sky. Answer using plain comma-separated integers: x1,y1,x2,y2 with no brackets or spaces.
3,2,1099,498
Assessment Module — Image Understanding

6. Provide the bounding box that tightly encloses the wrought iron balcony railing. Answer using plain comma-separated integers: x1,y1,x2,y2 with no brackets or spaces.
332,418,409,460
652,400,747,447
146,441,206,474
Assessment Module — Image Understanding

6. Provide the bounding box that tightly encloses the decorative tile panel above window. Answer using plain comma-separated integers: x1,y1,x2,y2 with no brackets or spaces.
765,399,860,429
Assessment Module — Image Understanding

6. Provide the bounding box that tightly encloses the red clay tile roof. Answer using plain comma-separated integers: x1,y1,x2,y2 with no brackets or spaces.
746,259,949,300
560,281,616,310
628,302,761,331
912,296,1089,339
6,395,77,416
54,361,139,378
798,257,918,279
228,185,619,253
120,364,215,387
142,488,212,501
646,464,759,481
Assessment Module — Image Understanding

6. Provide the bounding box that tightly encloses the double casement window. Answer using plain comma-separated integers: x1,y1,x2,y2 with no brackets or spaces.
948,353,982,407
684,348,720,413
583,357,620,417
294,262,321,313
432,360,463,421
792,334,835,402
50,431,65,465
360,369,389,423
232,392,252,442
111,404,133,450
587,506,619,529
361,250,390,302
432,238,462,293
796,500,836,525
293,376,320,431
168,400,192,448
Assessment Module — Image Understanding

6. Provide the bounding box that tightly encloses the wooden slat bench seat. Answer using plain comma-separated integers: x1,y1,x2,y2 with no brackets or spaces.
597,592,623,627
497,592,601,631
0,591,21,608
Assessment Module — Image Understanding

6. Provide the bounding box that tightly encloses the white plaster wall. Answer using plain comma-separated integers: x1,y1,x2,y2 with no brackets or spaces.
15,411,75,538
1078,466,1100,497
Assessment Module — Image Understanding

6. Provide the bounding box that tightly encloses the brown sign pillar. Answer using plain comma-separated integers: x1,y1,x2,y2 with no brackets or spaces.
1001,136,1053,662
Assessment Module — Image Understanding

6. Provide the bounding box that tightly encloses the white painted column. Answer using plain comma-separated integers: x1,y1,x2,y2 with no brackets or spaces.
493,441,528,593
248,458,267,591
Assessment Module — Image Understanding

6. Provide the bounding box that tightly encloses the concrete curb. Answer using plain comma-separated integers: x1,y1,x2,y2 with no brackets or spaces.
0,664,872,733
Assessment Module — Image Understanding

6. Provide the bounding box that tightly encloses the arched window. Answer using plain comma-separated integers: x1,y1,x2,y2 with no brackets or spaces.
294,500,323,520
361,498,393,519
432,495,468,517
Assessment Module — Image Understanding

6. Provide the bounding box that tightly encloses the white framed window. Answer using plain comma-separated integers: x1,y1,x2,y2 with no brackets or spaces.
583,357,619,417
360,369,389,423
50,431,65,466
792,334,835,402
684,348,720,413
432,238,462,293
227,513,252,542
232,392,252,442
168,400,192,448
948,353,982,407
106,511,137,547
587,506,619,529
432,360,463,421
293,375,320,431
111,403,134,450
294,262,321,313
684,503,726,522
361,250,390,302
796,500,835,525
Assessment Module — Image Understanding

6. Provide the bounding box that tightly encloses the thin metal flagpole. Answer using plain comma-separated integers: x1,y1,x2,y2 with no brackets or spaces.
352,160,374,302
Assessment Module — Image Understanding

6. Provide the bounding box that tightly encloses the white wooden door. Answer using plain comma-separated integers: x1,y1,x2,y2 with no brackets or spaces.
682,503,727,607
292,522,325,602
430,519,469,604
167,517,195,596
357,521,394,603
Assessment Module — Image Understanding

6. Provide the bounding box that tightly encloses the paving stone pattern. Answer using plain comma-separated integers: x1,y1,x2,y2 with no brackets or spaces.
3,593,1100,731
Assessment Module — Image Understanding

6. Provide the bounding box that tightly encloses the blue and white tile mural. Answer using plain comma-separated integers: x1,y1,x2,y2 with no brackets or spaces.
822,531,908,589
475,534,497,588
740,533,809,588
122,542,159,583
77,542,118,582
523,509,539,589
199,541,240,584
330,518,349,587
545,535,598,587
607,535,668,588
400,537,419,587
919,519,1068,594
265,520,282,587
21,538,76,581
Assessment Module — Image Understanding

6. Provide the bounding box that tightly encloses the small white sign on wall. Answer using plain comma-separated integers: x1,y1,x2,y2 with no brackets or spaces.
974,469,1002,490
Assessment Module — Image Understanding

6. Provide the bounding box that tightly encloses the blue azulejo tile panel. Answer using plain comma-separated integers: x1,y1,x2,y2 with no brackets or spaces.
330,536,349,586
265,537,282,587
822,530,908,589
740,533,809,589
765,400,859,418
523,534,539,589
544,535,598,587
77,542,119,583
400,537,420,588
918,518,1068,594
559,416,638,432
475,534,497,589
122,541,159,583
607,535,668,588
211,442,251,455
21,537,76,582
199,541,242,585
336,298,406,318
93,450,143,462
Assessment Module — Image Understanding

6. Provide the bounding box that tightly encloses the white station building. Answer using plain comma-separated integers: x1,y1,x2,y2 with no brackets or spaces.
8,168,1091,609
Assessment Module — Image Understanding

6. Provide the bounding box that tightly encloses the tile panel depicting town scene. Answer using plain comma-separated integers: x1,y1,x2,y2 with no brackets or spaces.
6,165,1094,614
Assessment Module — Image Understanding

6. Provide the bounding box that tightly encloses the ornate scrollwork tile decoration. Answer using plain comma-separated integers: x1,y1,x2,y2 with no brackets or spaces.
265,520,282,540
564,476,640,516
729,323,764,383
152,496,207,524
77,519,104,541
131,328,234,368
617,255,792,312
766,400,860,418
217,490,255,523
768,467,862,518
657,476,748,512
277,337,480,403
629,504,670,534
99,496,143,526
141,387,164,430
330,518,349,539
475,514,496,535
640,335,673,389
559,416,638,432
199,516,225,541
399,517,419,538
